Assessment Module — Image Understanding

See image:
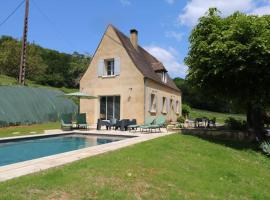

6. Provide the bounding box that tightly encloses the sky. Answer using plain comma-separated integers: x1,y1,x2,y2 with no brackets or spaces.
0,0,269,78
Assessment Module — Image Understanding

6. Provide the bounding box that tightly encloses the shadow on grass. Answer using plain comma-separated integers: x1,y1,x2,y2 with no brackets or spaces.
181,132,258,151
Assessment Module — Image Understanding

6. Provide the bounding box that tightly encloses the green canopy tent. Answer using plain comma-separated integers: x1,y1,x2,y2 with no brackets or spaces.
61,92,97,114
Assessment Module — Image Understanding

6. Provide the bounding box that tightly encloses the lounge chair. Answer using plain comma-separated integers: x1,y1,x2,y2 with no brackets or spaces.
141,116,167,133
61,113,73,130
139,117,155,132
127,119,138,131
76,113,88,129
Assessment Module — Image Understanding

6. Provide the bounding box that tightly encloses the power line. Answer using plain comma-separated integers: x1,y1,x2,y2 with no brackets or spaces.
0,0,25,28
31,0,76,50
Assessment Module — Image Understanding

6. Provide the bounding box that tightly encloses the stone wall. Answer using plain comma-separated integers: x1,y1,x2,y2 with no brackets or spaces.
174,128,256,142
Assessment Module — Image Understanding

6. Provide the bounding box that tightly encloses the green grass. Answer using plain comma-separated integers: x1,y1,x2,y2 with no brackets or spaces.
190,108,246,124
0,134,269,200
0,122,60,138
0,75,78,93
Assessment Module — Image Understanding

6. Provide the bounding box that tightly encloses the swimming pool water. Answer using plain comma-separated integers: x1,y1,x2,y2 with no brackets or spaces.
0,134,125,166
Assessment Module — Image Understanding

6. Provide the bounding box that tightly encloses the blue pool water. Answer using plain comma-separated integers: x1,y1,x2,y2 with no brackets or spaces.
0,134,125,166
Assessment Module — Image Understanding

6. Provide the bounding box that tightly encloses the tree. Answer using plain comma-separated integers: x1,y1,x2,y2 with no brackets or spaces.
185,8,270,140
174,77,232,113
0,35,91,88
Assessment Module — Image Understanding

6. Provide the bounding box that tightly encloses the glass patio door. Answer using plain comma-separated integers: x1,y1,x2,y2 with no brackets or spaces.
100,96,120,120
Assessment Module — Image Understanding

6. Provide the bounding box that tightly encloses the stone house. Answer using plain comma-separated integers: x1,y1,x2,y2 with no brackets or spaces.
80,25,182,124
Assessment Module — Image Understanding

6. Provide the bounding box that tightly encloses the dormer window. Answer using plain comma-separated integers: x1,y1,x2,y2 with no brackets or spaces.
162,72,167,83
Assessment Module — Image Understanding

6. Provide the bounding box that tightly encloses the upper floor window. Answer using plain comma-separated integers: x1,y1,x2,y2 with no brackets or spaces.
105,59,115,76
98,57,120,77
162,72,167,83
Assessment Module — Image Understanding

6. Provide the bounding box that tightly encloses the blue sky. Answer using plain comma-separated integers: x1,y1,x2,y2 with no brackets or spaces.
0,0,269,78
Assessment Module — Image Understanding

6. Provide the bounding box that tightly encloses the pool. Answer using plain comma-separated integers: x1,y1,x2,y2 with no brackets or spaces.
0,134,126,166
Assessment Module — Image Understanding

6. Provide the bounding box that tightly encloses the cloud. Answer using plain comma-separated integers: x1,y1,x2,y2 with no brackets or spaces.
165,0,176,4
144,46,187,78
165,31,183,42
119,0,131,6
250,5,270,15
178,0,254,26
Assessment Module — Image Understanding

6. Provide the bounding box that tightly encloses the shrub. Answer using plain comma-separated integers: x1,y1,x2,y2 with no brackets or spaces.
177,116,186,123
182,104,191,118
259,140,270,156
225,117,247,130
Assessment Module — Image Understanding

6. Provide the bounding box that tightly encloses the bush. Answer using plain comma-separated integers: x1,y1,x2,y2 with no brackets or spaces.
177,116,186,123
259,140,270,156
182,104,191,118
225,117,247,130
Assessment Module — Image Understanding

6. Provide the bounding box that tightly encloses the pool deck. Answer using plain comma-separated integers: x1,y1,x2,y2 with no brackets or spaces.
0,129,175,182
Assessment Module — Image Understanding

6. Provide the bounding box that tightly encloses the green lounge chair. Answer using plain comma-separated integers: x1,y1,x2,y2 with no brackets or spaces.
61,113,73,130
141,115,167,133
127,117,155,132
76,113,88,129
139,117,155,132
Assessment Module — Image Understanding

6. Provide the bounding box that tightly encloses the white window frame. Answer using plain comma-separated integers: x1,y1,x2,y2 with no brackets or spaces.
162,72,167,83
161,97,167,114
150,93,157,113
104,59,115,77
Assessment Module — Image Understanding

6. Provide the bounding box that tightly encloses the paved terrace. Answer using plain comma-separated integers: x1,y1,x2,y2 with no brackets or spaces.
0,128,175,182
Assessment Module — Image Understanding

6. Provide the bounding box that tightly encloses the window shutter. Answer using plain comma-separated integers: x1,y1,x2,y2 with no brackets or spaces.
114,57,120,75
159,97,164,113
149,93,152,111
166,97,169,113
155,94,158,112
174,100,176,112
98,59,104,77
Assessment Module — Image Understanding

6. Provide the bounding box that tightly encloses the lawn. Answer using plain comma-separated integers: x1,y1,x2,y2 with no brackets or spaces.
0,75,78,94
190,108,246,124
0,134,269,200
0,122,60,138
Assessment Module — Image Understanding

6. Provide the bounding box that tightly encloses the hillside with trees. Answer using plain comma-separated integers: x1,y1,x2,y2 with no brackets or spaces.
0,36,91,88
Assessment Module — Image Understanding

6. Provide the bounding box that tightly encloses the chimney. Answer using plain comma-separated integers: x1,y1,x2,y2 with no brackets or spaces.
130,29,138,49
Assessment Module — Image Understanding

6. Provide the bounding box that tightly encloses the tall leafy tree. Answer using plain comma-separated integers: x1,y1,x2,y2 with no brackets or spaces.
185,8,270,139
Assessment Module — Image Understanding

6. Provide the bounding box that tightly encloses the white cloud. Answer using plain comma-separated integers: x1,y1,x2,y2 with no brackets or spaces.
144,46,187,78
165,0,176,4
165,31,183,42
178,0,254,26
250,5,270,15
119,0,131,6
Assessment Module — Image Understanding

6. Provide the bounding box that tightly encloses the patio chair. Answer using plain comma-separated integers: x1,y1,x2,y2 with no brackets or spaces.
76,113,88,129
110,118,118,130
115,119,130,131
61,113,73,130
141,115,167,133
139,117,155,132
97,119,111,130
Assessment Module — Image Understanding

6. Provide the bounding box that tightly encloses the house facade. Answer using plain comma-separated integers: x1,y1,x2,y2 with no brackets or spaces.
80,25,181,124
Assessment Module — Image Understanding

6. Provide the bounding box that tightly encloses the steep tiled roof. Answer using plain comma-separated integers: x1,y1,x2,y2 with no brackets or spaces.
111,26,180,92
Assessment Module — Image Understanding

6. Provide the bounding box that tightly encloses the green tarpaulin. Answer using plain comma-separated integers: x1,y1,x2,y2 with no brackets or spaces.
0,86,77,127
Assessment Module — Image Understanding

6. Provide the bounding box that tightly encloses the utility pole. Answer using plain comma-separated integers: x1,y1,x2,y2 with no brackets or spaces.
18,0,29,85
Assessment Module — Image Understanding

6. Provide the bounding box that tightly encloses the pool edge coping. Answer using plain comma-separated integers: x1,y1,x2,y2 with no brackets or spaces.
0,130,175,182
